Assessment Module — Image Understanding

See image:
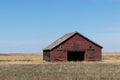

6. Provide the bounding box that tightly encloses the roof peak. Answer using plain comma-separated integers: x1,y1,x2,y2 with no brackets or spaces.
44,31,102,50
67,31,78,34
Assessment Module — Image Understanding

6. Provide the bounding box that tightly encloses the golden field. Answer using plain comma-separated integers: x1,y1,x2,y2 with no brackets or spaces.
0,53,43,64
102,52,120,63
0,52,120,80
0,52,120,64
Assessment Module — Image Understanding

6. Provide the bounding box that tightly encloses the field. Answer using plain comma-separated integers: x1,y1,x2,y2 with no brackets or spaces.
0,53,43,64
0,52,120,80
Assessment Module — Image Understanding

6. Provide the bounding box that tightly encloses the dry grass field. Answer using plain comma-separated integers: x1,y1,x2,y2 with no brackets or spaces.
102,52,120,63
0,53,43,64
0,52,120,64
0,52,120,80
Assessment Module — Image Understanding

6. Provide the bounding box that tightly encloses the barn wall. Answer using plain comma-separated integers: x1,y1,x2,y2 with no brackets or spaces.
50,34,102,61
43,50,51,61
50,50,67,61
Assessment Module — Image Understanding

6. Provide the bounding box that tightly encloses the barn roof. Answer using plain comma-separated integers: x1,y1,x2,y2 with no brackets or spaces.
44,32,102,50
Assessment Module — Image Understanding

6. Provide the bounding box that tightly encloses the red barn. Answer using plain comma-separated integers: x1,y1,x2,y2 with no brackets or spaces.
43,32,102,61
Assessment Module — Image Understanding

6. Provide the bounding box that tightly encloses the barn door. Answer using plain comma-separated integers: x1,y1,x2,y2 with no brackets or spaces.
67,51,85,61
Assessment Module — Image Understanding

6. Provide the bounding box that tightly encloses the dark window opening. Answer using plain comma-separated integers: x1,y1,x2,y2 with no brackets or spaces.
89,46,94,49
57,45,64,50
67,51,85,61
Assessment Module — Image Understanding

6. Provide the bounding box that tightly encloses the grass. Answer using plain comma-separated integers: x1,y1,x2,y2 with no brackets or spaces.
102,52,120,63
0,53,43,64
0,62,120,80
0,52,120,80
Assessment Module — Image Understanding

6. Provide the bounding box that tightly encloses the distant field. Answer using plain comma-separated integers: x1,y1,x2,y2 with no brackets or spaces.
0,52,120,80
0,53,43,64
0,52,120,64
102,52,120,63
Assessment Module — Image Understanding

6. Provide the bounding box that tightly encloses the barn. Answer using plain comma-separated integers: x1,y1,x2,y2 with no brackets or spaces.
43,32,102,61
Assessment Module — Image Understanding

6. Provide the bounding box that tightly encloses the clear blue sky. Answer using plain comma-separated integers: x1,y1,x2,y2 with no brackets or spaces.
0,0,120,53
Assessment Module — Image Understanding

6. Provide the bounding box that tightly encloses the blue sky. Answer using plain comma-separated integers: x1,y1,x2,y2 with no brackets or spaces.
0,0,120,53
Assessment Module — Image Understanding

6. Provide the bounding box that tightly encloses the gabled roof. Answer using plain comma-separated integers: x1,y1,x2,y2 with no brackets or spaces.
44,32,102,50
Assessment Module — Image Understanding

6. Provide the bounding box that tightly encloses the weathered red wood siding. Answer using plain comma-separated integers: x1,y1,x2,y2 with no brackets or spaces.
50,34,102,61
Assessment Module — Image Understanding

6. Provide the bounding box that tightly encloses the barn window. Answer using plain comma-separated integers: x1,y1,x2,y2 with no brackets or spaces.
57,45,64,50
89,46,94,49
89,53,95,58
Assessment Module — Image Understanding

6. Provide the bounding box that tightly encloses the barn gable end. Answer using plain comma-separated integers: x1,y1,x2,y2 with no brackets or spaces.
43,32,102,61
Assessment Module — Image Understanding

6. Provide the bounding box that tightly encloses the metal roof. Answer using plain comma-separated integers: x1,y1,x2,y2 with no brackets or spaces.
43,32,102,50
